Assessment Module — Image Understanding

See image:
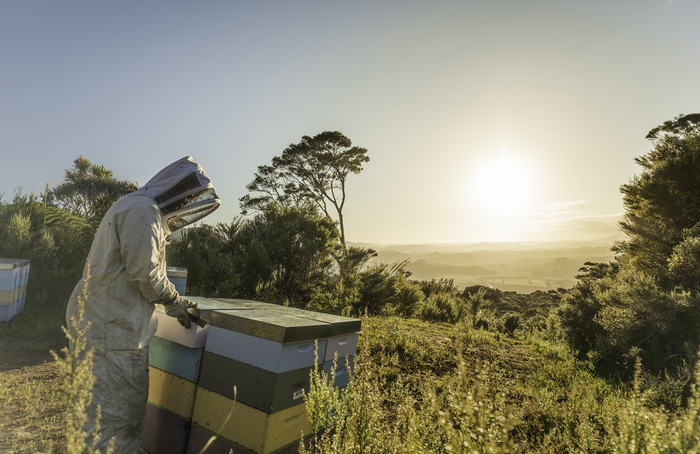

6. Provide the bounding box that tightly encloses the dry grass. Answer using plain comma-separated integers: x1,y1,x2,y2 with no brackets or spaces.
0,361,64,453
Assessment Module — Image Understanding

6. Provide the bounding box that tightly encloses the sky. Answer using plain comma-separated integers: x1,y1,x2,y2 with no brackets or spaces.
1,1,699,244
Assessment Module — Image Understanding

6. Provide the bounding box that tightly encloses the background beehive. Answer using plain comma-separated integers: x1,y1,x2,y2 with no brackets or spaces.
0,258,30,323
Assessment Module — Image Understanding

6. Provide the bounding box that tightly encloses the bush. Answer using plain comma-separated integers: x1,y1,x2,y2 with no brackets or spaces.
417,293,461,324
501,312,521,336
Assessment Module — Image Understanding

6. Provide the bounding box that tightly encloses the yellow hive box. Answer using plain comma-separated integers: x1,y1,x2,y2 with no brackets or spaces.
147,366,197,420
192,387,311,454
0,284,24,304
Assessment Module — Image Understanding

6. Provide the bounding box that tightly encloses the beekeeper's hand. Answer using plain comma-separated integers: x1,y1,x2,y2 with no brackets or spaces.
163,297,198,329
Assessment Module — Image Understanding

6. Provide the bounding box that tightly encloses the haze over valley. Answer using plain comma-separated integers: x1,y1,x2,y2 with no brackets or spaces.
352,233,623,292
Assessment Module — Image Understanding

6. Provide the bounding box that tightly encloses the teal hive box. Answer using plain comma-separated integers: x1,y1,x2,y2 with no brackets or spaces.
322,355,354,389
149,336,204,382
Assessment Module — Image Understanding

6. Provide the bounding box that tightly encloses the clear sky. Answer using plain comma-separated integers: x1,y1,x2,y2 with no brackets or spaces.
1,1,699,244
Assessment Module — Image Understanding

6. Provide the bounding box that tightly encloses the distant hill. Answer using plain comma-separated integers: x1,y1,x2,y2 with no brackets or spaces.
348,237,620,292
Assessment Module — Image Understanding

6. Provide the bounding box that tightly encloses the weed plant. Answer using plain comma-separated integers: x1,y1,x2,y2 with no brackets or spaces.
50,266,113,454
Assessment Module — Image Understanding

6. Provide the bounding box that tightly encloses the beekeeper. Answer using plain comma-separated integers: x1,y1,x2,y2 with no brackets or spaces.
65,156,220,453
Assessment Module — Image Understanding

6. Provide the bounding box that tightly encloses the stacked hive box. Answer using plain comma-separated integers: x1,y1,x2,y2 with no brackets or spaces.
141,266,196,454
142,296,239,454
140,296,360,454
191,300,360,454
0,258,30,323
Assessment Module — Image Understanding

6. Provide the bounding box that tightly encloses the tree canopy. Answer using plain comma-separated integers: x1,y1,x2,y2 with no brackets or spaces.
560,113,700,377
239,131,369,245
52,156,137,228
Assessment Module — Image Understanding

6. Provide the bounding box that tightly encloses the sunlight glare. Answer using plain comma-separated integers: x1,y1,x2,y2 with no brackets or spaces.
472,153,535,216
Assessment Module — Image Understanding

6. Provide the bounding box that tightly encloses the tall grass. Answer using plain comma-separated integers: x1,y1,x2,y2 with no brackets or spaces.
302,316,700,453
50,266,113,454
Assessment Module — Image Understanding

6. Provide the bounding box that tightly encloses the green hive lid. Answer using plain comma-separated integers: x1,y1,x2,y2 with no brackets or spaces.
287,310,361,337
157,296,361,342
154,296,253,323
209,298,361,337
207,305,331,343
0,258,29,269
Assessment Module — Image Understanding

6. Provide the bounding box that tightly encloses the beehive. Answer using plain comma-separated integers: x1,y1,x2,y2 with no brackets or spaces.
141,296,360,454
0,258,30,323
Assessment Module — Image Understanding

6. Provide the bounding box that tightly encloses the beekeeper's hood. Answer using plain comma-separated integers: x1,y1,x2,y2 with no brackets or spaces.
137,156,220,231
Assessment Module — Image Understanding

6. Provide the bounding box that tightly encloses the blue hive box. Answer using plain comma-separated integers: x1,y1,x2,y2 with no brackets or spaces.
0,258,29,322
166,266,188,295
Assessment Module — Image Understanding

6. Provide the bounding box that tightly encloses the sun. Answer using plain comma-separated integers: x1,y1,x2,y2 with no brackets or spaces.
471,153,535,216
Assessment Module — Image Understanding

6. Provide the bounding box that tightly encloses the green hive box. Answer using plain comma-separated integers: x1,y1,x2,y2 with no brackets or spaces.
198,351,312,414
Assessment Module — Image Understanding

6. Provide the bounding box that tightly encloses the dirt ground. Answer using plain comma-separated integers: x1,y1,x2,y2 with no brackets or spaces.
0,333,65,453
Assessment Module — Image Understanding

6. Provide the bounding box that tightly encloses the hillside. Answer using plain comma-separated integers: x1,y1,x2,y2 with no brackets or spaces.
350,237,620,292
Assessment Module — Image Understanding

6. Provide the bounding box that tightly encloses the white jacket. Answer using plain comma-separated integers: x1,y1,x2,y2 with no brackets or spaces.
66,156,219,453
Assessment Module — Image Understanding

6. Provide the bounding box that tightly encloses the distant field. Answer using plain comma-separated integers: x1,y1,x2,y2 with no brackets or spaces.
356,239,618,292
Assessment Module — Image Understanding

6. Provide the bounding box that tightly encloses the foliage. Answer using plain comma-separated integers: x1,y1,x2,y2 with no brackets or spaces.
239,131,369,245
558,114,700,381
250,204,341,304
303,315,700,454
169,205,342,307
616,113,700,283
463,284,502,305
51,156,137,229
558,262,617,361
166,223,242,298
417,292,463,324
500,312,521,336
0,192,92,333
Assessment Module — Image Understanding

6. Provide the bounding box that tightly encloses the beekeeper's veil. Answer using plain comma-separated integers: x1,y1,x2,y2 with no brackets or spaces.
138,156,220,231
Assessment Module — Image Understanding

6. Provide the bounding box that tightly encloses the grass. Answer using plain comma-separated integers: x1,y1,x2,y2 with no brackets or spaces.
5,299,700,453
302,315,700,453
0,362,63,453
0,302,66,453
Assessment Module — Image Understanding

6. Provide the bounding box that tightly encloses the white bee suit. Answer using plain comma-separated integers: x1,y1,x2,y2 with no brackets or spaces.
66,156,220,453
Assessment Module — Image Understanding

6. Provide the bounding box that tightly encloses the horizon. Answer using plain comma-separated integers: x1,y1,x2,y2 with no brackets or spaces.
347,232,625,248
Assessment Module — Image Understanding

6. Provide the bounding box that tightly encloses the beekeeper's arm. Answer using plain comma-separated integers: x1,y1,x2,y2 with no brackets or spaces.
118,196,195,328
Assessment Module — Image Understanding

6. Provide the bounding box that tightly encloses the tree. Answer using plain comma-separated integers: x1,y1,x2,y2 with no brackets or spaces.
169,205,342,307
166,223,242,298
617,114,700,283
52,156,138,228
0,191,90,329
560,113,700,377
250,205,341,305
240,131,369,246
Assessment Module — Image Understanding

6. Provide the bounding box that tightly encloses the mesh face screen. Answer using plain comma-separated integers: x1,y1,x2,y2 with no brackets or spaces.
156,172,201,208
165,189,220,231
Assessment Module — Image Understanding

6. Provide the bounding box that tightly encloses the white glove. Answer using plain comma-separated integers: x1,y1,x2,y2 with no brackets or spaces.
163,297,198,329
